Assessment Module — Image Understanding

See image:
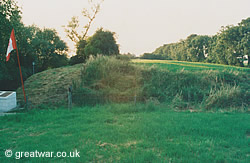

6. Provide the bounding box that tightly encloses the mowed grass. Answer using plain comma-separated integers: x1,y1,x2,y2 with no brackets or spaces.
132,59,250,72
0,104,249,162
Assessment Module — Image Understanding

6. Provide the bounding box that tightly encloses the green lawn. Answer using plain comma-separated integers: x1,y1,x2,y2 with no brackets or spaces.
1,104,249,162
132,59,250,72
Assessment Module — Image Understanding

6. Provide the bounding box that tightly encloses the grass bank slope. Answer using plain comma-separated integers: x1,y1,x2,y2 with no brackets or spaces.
17,57,249,110
17,64,82,106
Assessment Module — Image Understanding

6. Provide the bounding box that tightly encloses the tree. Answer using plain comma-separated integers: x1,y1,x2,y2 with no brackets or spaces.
186,35,211,62
205,35,218,63
31,27,68,71
0,0,22,61
64,0,104,43
238,17,250,66
147,18,249,67
65,0,104,64
213,21,249,66
69,39,87,65
84,28,119,56
140,53,164,60
176,40,187,61
0,0,24,90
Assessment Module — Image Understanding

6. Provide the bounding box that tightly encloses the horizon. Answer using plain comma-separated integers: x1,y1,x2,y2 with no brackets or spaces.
18,0,250,56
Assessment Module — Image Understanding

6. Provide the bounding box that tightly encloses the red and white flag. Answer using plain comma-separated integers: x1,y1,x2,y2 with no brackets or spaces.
6,29,17,61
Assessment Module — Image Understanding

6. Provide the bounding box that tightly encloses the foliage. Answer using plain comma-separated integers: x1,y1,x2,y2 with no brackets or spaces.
212,18,250,66
69,28,120,65
144,17,250,67
69,39,87,65
65,1,120,65
140,53,165,60
186,35,211,62
0,1,69,90
84,28,119,56
0,0,23,90
30,27,68,71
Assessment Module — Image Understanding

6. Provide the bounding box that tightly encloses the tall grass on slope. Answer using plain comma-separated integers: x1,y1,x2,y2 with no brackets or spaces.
142,67,249,110
73,56,249,111
72,55,143,105
205,85,244,109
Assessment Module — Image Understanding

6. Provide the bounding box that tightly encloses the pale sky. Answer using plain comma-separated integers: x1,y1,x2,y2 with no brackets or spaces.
18,0,250,56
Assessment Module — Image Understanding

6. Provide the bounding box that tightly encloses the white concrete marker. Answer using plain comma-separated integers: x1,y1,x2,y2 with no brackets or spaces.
0,91,17,112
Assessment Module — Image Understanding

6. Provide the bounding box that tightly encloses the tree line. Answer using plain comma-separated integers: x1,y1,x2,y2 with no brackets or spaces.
141,18,250,67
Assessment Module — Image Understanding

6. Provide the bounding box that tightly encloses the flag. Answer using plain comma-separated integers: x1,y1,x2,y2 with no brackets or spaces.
5,29,26,102
6,29,17,61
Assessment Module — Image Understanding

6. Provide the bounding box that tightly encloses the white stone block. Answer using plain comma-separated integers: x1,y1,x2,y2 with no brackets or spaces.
0,91,17,112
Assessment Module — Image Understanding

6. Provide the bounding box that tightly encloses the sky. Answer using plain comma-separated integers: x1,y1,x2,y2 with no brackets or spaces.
18,0,250,56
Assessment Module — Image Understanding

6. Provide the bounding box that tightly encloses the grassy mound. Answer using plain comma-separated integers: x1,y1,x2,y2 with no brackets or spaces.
17,56,249,111
72,56,249,110
17,64,82,106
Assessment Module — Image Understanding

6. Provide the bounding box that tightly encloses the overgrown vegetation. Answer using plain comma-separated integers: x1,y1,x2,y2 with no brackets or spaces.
71,56,249,111
72,56,141,105
17,56,249,111
141,67,249,110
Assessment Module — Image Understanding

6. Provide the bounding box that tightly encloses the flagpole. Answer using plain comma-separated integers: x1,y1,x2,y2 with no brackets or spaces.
12,29,27,103
6,29,26,103
16,47,26,102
